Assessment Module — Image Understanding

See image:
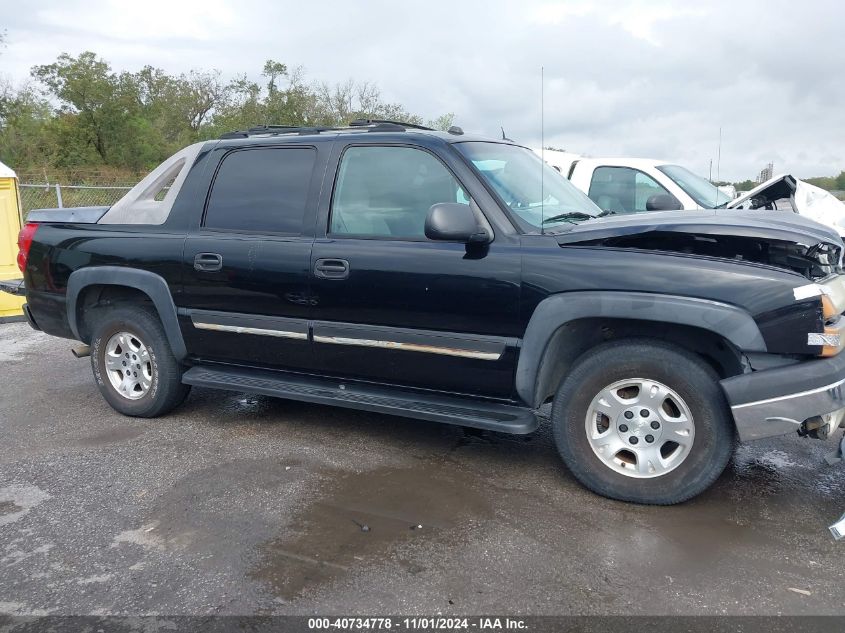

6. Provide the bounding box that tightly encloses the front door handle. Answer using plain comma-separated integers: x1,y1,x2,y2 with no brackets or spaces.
194,252,223,272
314,258,349,280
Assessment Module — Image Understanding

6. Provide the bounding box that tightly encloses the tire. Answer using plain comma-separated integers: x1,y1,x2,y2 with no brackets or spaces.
90,304,190,417
551,339,734,505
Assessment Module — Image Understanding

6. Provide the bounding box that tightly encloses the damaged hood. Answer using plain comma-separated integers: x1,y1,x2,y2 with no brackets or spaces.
555,208,843,280
728,174,845,238
728,174,798,210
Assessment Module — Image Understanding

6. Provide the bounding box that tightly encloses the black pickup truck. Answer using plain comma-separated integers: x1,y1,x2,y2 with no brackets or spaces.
5,119,845,504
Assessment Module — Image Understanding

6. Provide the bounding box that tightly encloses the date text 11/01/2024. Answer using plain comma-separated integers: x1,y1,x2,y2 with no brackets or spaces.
307,617,527,630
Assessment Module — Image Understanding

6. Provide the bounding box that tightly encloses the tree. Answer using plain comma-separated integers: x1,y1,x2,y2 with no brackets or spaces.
178,70,228,132
5,51,458,173
31,52,131,163
0,81,57,168
262,60,287,97
428,113,455,131
804,175,836,190
732,179,755,191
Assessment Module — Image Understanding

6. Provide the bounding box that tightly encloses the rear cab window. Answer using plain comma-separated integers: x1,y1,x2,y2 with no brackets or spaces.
204,147,317,234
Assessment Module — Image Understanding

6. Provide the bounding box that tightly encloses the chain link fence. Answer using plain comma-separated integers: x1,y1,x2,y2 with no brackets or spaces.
19,183,134,218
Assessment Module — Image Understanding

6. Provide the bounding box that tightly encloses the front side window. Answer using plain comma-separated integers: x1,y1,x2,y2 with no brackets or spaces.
588,166,678,214
204,147,316,233
656,164,732,208
455,142,602,232
330,146,467,239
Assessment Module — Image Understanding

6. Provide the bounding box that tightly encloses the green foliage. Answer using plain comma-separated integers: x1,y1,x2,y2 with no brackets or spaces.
731,179,756,191
730,173,845,193
0,51,455,173
804,172,845,191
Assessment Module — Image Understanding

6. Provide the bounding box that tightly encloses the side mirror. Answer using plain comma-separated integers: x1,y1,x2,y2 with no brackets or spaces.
646,193,683,211
425,203,490,244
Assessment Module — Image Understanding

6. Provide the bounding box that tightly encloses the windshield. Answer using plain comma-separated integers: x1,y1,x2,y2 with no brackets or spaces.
456,142,603,232
656,164,733,208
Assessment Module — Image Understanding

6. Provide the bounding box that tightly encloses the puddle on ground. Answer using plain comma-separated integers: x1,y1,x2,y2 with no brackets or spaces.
0,500,23,516
250,464,491,600
78,426,145,446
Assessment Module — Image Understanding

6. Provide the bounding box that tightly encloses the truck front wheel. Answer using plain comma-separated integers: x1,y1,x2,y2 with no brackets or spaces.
551,340,734,505
90,305,190,417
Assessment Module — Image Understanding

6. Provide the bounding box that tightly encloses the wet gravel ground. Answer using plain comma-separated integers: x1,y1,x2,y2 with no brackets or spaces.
0,321,843,616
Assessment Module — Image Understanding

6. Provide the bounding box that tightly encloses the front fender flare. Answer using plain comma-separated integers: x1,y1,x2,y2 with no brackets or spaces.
66,267,187,359
515,291,766,407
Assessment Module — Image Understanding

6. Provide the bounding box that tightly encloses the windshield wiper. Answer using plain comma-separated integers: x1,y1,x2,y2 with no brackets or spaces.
541,209,614,224
541,211,596,224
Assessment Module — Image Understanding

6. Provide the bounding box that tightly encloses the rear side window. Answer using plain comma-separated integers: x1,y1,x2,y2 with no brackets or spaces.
204,147,316,233
330,145,467,239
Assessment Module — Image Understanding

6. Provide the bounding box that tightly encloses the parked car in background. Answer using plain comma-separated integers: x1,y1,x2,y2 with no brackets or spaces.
537,150,845,237
3,121,845,506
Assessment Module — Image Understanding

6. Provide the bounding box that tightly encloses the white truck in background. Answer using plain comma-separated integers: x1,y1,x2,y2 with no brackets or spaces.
535,149,845,238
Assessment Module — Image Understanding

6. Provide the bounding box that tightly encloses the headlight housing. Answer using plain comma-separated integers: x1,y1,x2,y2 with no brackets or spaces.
811,276,845,356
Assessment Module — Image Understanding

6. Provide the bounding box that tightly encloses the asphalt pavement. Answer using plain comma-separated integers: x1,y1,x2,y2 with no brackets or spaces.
0,321,843,616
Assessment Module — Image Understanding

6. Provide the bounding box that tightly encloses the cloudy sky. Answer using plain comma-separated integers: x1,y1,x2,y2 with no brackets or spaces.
2,0,843,181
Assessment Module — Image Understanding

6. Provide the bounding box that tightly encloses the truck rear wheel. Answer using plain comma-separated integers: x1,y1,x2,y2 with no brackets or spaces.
551,340,734,505
90,305,190,417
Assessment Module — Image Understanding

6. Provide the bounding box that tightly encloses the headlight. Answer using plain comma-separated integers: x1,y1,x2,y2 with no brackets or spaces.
796,276,845,355
823,294,839,320
807,276,845,355
822,275,845,317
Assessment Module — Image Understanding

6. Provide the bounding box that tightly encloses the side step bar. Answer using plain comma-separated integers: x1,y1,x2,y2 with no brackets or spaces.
182,365,538,434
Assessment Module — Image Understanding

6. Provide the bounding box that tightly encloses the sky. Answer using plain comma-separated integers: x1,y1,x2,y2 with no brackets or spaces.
2,0,843,181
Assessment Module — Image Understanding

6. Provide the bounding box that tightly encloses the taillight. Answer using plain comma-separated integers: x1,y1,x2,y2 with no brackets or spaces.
17,223,38,274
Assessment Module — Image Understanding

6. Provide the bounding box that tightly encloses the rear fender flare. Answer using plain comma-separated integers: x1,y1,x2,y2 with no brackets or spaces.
66,267,186,359
516,291,766,407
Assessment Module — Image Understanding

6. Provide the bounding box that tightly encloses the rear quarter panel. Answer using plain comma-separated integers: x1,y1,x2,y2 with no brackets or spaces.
24,223,185,340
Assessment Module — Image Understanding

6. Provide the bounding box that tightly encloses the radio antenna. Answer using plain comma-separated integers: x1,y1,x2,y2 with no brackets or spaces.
716,126,722,206
540,66,545,235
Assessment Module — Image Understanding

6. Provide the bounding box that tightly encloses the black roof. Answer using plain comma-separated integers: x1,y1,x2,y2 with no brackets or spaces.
219,119,443,139
215,119,510,148
219,119,502,142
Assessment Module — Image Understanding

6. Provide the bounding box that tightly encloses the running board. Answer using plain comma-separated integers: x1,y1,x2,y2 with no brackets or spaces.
182,365,538,434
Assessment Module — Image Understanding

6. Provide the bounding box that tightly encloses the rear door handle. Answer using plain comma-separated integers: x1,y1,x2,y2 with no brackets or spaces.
194,252,223,272
314,258,349,280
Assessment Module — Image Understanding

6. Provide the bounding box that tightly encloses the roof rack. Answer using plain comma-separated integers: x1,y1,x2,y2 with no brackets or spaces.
348,118,435,132
219,119,436,140
219,124,344,139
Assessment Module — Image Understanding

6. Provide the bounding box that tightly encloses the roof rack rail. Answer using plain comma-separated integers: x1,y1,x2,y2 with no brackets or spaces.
348,118,435,132
218,124,340,139
218,119,437,140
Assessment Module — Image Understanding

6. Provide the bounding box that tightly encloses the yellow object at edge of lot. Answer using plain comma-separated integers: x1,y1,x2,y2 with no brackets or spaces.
0,160,24,319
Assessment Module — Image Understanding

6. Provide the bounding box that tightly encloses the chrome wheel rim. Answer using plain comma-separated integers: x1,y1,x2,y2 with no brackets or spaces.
584,378,695,478
104,331,153,400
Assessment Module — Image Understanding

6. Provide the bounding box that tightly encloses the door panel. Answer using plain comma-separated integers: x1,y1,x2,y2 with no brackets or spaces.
179,144,322,371
308,142,521,398
309,238,521,397
312,240,520,397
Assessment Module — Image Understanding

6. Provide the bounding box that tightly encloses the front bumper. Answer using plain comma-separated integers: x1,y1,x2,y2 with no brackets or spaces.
722,352,845,441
